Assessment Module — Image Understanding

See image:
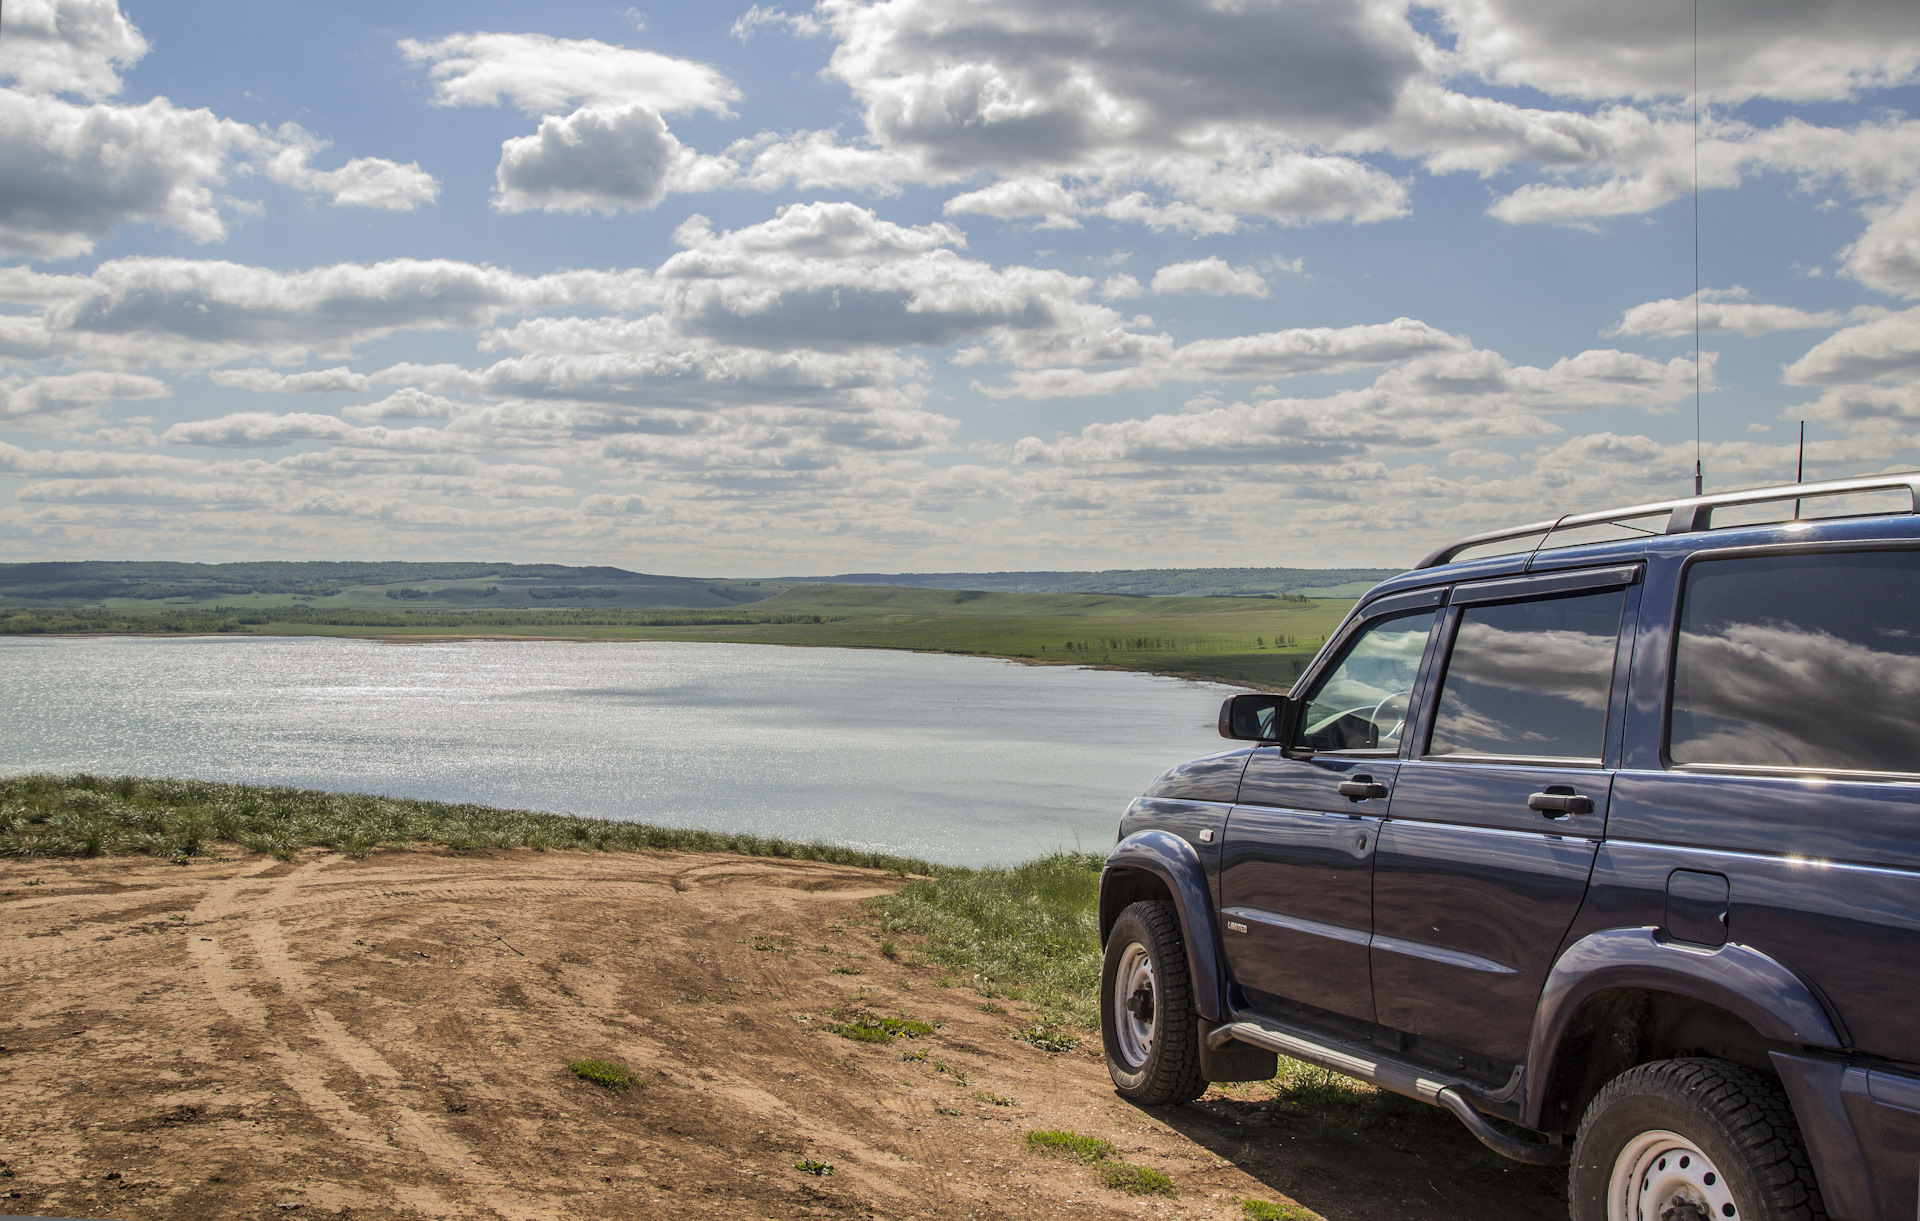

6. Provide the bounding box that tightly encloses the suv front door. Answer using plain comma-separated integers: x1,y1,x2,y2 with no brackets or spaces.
1373,566,1639,1070
1219,592,1440,1024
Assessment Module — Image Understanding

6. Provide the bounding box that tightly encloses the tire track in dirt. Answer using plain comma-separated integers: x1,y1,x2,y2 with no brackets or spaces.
190,858,560,1221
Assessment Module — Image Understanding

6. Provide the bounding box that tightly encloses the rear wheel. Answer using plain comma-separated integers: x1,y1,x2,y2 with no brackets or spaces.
1569,1058,1825,1221
1100,900,1206,1105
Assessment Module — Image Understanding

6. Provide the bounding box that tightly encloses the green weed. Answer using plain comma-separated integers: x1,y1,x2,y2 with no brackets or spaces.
1025,1130,1114,1165
826,1016,935,1044
1102,1163,1177,1196
1017,1023,1081,1053
972,1091,1013,1106
1241,1200,1319,1221
566,1059,639,1091
793,1159,833,1176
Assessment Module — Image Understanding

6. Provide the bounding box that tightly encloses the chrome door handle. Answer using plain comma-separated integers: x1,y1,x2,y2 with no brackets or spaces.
1528,790,1594,816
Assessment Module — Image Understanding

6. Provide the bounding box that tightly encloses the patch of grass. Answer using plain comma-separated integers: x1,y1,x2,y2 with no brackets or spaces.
1241,1200,1319,1221
869,852,1105,1027
1102,1162,1177,1196
879,938,899,959
566,1059,639,1091
972,1091,1013,1106
900,1049,928,1062
1026,1130,1114,1165
830,965,864,975
0,774,943,873
1263,1056,1414,1138
825,1016,936,1045
793,1159,833,1176
1017,1023,1081,1053
979,1001,1007,1015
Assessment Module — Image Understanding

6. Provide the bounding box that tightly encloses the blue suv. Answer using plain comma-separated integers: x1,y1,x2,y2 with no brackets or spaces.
1099,475,1920,1221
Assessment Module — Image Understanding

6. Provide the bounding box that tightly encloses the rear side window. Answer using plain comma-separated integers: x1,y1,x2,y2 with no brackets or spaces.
1428,590,1627,761
1671,550,1920,773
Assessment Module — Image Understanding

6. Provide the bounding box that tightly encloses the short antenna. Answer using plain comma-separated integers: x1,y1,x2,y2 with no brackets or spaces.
1692,0,1704,497
1794,420,1806,519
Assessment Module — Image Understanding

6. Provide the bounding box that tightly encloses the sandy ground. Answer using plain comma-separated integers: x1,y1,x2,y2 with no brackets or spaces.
0,849,1567,1221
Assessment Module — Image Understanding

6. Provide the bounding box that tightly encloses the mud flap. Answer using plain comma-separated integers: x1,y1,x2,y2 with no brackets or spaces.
1199,1017,1277,1083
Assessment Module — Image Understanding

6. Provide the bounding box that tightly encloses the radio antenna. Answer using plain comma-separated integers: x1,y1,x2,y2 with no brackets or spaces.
1692,0,1703,496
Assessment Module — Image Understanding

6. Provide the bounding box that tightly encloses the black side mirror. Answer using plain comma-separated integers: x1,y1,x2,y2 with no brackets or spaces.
1219,693,1288,741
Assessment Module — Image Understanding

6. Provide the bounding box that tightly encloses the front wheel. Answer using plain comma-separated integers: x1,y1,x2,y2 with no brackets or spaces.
1569,1058,1825,1221
1100,900,1206,1106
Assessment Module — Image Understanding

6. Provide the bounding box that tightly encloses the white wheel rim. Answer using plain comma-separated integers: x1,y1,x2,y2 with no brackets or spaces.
1609,1129,1738,1221
1111,942,1156,1068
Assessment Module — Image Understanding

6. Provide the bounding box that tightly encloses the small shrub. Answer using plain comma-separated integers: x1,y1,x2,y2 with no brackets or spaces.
566,1059,639,1091
1242,1200,1318,1221
972,1090,1013,1106
1025,1130,1114,1165
831,965,864,975
980,1001,1007,1015
1103,1162,1176,1196
794,1159,833,1176
879,938,899,959
901,1049,928,1062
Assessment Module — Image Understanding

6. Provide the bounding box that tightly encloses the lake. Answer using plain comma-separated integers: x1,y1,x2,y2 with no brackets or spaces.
0,636,1239,865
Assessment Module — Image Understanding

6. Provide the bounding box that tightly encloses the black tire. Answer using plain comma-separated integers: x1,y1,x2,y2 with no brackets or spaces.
1100,900,1206,1106
1569,1058,1826,1221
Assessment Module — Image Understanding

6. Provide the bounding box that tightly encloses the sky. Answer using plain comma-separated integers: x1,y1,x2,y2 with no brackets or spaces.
1,0,1919,573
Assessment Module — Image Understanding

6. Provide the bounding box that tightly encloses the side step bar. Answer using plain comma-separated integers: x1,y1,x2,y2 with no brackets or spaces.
1208,1017,1568,1166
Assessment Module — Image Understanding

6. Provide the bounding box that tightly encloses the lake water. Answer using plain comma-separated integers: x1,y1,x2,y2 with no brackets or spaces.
0,636,1238,865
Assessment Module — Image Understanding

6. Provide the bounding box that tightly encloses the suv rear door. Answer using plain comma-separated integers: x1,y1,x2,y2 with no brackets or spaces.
1372,565,1640,1068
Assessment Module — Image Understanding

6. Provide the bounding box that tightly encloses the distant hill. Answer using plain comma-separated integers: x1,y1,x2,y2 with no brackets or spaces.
779,567,1398,598
0,561,777,611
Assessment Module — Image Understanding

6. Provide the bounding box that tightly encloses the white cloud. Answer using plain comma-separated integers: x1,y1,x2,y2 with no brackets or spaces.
1609,289,1844,337
399,32,738,117
1784,307,1920,386
1151,257,1269,298
0,0,147,100
1099,274,1143,302
942,178,1081,228
730,6,823,40
991,317,1470,399
1431,0,1920,103
494,103,728,214
0,369,166,426
161,411,350,448
1846,188,1920,299
1,256,651,366
0,90,253,258
342,388,463,422
262,125,438,212
209,367,371,394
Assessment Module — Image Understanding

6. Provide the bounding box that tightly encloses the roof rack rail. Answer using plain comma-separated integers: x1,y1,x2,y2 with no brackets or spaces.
1414,472,1920,570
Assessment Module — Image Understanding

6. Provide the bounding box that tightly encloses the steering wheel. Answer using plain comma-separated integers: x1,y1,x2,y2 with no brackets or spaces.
1369,689,1412,744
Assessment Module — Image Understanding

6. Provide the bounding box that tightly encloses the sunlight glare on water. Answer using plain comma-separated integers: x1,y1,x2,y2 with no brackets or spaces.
0,636,1240,865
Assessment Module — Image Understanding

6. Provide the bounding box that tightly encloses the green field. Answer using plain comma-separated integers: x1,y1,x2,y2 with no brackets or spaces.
0,583,1354,689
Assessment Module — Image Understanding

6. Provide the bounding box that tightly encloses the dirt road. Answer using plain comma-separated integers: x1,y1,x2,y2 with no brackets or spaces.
0,849,1566,1221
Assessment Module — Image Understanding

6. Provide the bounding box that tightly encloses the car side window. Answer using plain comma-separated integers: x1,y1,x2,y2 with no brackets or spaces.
1671,549,1920,774
1427,589,1626,761
1299,610,1435,753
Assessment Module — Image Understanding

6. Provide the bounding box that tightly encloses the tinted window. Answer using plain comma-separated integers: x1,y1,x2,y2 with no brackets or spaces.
1428,589,1625,760
1300,610,1434,752
1671,550,1920,773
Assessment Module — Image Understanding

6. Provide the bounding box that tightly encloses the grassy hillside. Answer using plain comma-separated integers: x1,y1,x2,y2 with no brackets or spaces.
0,560,779,611
0,583,1352,688
783,566,1399,598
